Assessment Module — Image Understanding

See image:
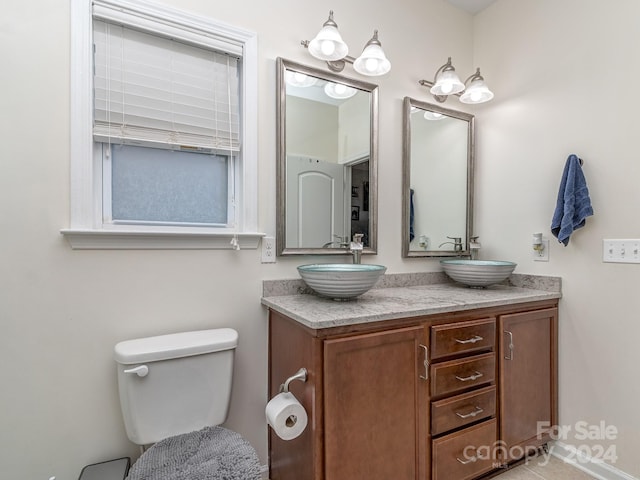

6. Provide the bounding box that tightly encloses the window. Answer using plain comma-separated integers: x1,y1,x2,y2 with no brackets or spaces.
63,0,261,249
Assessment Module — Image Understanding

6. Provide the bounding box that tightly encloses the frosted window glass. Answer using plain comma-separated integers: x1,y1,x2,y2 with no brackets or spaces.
111,145,229,225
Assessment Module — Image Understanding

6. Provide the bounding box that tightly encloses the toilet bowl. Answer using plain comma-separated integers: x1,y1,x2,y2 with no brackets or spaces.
114,328,260,480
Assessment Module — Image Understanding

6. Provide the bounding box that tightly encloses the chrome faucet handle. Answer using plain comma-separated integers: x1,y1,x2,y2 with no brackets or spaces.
352,233,364,244
445,236,463,251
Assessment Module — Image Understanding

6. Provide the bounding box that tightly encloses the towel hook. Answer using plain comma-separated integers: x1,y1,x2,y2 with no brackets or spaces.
279,368,307,393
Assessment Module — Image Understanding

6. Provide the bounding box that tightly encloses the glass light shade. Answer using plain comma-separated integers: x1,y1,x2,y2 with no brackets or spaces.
285,71,317,88
353,44,391,76
423,111,445,121
459,79,494,104
308,25,348,61
324,82,357,99
430,69,465,96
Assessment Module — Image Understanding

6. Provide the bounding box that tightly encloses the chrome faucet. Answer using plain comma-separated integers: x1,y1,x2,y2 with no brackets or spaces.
469,236,481,260
349,233,364,264
438,236,463,252
322,235,349,248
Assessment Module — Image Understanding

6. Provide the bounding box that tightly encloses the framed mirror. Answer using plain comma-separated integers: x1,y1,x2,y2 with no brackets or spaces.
276,57,378,256
402,97,474,257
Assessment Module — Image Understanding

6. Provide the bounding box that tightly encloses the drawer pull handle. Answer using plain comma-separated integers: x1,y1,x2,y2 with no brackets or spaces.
456,455,478,465
455,371,483,382
419,344,429,380
455,406,484,419
454,335,483,344
504,330,514,360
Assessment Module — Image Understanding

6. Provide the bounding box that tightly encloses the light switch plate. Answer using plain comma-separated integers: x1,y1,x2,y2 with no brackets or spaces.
603,239,640,263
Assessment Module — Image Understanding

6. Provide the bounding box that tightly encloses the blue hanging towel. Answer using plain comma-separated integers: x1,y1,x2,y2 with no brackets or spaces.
551,154,594,246
409,189,415,241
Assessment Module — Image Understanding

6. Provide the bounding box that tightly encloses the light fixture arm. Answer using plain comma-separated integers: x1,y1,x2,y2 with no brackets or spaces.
434,57,455,81
363,30,382,49
464,68,484,86
323,10,338,29
428,57,456,103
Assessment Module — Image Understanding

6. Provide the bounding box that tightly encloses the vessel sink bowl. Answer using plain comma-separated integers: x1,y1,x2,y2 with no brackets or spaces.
440,259,517,287
297,264,387,300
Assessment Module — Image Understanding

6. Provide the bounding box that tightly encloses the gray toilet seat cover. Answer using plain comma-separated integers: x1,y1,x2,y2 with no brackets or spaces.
126,426,261,480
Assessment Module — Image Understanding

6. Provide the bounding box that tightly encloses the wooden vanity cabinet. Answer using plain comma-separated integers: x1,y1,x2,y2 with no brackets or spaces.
268,300,558,480
499,308,558,462
268,311,428,480
323,326,429,480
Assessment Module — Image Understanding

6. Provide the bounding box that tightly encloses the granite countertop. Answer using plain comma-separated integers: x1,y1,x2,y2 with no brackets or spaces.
261,273,561,330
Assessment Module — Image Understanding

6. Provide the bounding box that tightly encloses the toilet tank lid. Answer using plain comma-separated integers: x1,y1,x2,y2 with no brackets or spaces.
114,328,238,364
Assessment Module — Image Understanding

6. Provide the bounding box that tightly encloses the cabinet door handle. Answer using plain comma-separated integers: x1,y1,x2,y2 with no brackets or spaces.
419,344,429,380
456,455,478,465
454,335,483,344
455,406,484,419
455,371,483,382
504,330,514,360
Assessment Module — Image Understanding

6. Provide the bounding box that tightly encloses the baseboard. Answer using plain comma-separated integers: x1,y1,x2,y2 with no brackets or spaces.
551,441,638,480
260,445,637,480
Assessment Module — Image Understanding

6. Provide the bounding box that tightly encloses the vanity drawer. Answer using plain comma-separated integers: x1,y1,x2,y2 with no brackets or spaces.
431,352,495,397
431,318,495,360
431,385,496,436
432,419,497,480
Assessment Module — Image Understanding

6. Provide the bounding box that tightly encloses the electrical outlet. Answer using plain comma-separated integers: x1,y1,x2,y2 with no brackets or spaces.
533,239,549,262
261,236,276,263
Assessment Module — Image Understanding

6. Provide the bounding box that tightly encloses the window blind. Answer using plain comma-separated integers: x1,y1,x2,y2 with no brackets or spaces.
93,19,240,152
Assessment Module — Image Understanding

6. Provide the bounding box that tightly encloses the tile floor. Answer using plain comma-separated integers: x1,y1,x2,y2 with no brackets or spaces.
497,455,596,479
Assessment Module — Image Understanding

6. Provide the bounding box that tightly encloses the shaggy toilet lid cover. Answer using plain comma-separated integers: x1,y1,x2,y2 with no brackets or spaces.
126,426,261,480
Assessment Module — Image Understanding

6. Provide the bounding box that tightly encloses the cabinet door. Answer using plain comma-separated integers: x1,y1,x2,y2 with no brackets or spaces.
324,326,429,480
499,308,558,462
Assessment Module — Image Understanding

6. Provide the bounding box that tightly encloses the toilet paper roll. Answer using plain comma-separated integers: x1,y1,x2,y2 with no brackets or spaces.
265,392,308,441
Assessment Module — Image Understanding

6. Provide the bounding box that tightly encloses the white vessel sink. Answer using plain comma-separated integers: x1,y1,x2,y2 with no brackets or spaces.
440,259,517,287
297,264,387,300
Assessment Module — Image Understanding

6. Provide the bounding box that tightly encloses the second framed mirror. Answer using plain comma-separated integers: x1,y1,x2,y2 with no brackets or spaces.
402,97,474,257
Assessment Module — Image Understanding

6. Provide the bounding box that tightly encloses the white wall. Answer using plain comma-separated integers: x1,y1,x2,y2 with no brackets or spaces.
410,116,468,249
286,96,338,161
474,0,640,476
0,1,472,479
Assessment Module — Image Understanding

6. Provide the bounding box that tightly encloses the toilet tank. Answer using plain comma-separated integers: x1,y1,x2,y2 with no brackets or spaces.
114,328,238,446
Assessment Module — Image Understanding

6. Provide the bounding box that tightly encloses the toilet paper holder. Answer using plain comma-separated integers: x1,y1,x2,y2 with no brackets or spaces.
279,367,307,393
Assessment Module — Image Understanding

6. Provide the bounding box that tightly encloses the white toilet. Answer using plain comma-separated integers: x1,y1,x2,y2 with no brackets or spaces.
114,328,260,480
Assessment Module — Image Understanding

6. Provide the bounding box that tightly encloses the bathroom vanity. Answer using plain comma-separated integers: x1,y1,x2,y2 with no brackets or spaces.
262,274,560,480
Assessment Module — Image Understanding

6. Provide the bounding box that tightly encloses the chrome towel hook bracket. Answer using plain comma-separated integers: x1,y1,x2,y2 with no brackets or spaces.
279,368,308,393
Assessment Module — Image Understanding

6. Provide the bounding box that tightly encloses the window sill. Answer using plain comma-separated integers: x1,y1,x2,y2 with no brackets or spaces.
61,229,265,250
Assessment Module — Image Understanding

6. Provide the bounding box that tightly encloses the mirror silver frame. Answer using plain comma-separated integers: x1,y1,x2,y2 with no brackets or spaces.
401,96,475,257
276,57,379,256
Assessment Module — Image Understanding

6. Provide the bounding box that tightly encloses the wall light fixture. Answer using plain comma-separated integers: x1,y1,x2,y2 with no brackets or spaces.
419,57,494,104
301,11,391,77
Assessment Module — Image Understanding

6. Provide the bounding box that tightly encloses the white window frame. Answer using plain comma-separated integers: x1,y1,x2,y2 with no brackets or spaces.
62,0,263,249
